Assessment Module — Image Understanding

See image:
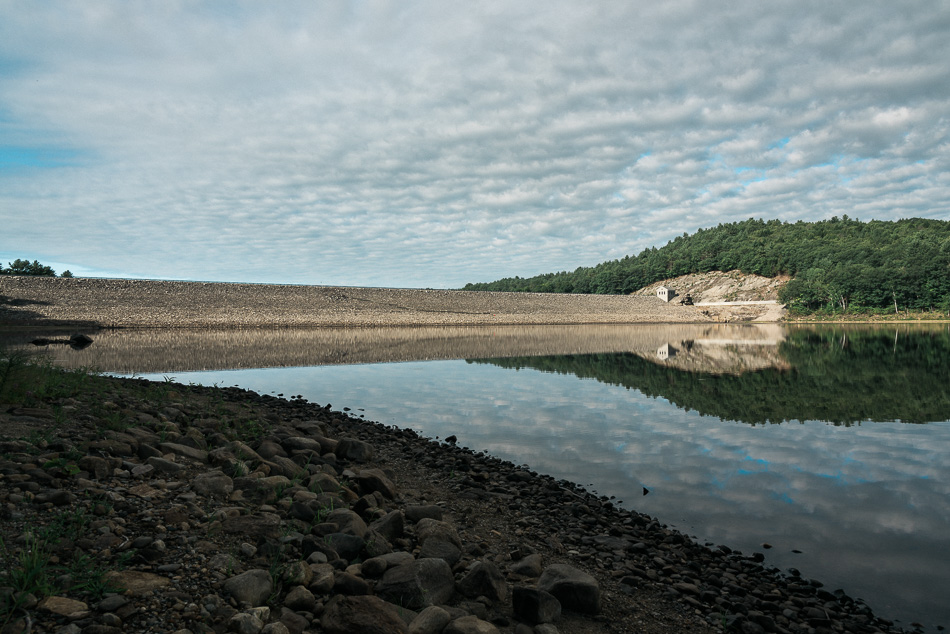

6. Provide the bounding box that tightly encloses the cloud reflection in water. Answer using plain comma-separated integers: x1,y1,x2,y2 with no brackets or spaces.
143,357,950,629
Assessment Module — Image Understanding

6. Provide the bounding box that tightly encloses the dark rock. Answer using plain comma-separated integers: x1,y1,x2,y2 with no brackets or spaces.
333,571,370,596
324,533,365,562
222,513,282,539
192,470,234,498
405,505,443,523
158,442,208,463
336,438,375,463
375,558,455,609
444,615,500,634
408,605,451,634
510,553,543,577
325,509,368,538
457,561,507,601
223,569,273,607
321,595,409,634
369,510,405,542
512,586,561,625
357,468,397,499
538,564,601,615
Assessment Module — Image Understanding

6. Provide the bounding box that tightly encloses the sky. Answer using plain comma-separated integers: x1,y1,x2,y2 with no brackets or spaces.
2,1,949,288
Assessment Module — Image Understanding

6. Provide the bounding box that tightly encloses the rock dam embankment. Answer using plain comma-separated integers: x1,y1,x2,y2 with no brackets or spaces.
0,277,708,329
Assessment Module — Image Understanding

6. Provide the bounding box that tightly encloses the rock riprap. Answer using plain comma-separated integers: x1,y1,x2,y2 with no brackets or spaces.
0,375,918,634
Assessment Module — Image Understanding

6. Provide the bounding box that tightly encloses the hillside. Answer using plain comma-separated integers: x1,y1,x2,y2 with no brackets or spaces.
462,217,950,314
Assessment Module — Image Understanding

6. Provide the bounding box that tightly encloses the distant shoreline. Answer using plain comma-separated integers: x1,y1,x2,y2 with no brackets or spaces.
0,276,712,329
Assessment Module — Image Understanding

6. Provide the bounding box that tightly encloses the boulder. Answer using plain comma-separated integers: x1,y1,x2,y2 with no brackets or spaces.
512,586,561,624
444,615,500,634
192,470,234,498
357,468,397,499
375,558,455,609
538,564,600,614
408,605,452,634
336,437,375,463
457,561,507,601
321,595,409,634
223,569,274,607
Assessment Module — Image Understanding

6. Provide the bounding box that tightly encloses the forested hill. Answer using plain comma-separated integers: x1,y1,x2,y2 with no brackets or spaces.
462,217,950,313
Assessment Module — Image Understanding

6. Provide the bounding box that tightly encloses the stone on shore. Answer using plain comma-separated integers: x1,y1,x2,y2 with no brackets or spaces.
538,564,601,615
321,595,410,634
224,569,274,606
375,558,455,609
512,586,561,624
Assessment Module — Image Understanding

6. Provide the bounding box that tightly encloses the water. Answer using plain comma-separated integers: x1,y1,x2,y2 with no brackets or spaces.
8,323,949,631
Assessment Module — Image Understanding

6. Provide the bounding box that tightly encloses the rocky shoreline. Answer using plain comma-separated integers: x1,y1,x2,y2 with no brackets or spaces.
0,369,917,634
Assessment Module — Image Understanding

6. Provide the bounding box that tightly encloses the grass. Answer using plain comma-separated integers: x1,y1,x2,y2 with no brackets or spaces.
0,344,102,407
0,507,121,626
0,347,126,626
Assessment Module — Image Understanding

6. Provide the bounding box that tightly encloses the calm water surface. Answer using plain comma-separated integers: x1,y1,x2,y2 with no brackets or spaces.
10,323,949,631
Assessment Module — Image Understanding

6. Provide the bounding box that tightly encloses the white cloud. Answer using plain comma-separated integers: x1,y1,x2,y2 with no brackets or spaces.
1,0,949,286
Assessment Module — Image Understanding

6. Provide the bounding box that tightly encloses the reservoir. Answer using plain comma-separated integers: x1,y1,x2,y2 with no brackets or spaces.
13,322,950,632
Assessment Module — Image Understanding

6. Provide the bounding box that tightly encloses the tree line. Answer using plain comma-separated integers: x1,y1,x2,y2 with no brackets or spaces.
469,326,950,425
0,259,72,278
462,217,950,314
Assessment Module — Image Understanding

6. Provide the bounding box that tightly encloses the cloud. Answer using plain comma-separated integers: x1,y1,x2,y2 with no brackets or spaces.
2,1,949,286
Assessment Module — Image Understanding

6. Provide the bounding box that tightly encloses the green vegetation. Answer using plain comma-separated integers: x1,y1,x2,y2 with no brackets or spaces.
469,326,950,425
0,348,97,407
462,217,950,314
0,258,72,277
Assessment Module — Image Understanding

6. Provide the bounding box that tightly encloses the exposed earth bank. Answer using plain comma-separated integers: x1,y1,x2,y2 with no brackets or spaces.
0,275,793,329
0,373,915,634
0,277,709,329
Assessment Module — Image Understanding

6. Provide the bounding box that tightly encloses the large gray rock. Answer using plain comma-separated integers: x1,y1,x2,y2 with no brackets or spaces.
228,612,264,634
405,505,443,523
223,569,273,606
416,518,461,565
457,561,507,601
281,436,323,454
375,558,455,609
370,510,405,542
263,456,305,479
325,533,365,562
146,456,186,474
283,585,316,612
512,586,561,624
222,513,282,539
336,437,375,463
510,553,544,577
158,442,208,463
192,470,234,498
408,605,451,634
357,468,397,499
325,509,368,538
321,595,409,634
538,564,600,614
444,615,500,634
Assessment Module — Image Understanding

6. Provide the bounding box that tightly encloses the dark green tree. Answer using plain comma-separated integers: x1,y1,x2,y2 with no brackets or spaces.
0,259,57,277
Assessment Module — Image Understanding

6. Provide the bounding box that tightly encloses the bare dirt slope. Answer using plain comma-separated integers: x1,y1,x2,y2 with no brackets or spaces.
0,277,712,328
636,270,790,322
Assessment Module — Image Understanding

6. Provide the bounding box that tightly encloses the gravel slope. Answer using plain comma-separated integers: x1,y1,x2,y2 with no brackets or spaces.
0,277,709,328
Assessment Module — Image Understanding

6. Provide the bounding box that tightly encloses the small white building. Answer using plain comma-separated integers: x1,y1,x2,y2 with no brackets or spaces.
656,343,677,360
656,286,675,302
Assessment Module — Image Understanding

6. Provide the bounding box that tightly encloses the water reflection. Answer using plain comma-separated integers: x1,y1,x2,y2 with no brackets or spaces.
474,325,950,425
134,358,950,630
4,322,949,630
3,323,789,374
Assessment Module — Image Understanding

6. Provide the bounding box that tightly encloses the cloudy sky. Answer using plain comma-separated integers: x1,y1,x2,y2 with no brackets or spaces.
2,2,949,287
